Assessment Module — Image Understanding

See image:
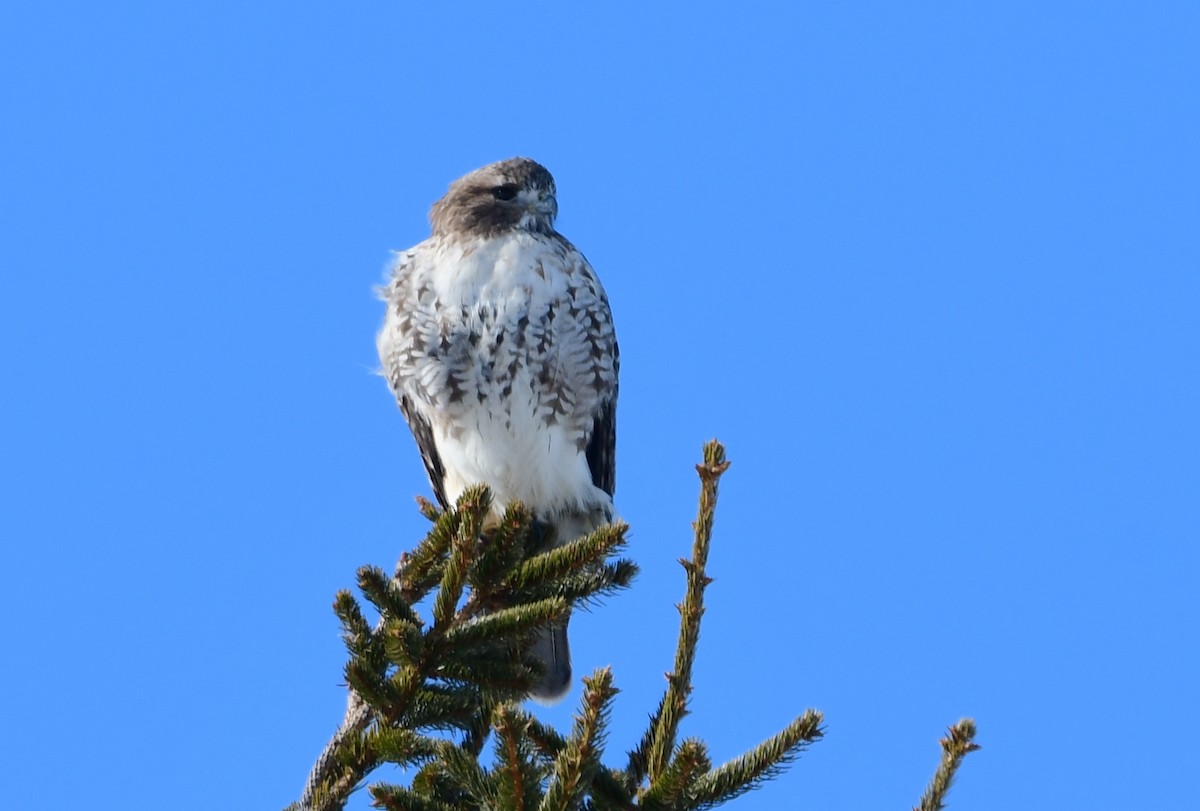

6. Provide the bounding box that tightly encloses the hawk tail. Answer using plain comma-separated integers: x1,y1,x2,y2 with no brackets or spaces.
529,617,572,703
524,508,607,703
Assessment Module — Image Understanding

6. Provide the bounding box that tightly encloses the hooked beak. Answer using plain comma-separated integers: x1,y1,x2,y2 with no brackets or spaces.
531,189,558,218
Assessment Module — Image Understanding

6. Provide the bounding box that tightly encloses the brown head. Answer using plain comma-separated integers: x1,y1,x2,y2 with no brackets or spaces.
429,157,559,239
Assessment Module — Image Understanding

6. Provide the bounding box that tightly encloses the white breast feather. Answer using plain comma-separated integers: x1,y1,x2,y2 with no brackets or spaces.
378,231,616,520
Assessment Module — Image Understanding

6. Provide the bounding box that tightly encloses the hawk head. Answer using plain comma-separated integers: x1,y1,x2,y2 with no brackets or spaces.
430,157,559,238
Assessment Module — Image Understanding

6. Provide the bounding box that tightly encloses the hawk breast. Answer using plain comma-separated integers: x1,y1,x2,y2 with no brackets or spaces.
378,231,617,515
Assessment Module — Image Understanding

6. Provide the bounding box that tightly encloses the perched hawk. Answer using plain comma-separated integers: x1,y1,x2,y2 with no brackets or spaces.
376,158,618,702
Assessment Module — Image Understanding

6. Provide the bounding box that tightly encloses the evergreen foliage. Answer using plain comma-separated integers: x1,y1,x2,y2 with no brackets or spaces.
288,441,977,811
913,720,980,811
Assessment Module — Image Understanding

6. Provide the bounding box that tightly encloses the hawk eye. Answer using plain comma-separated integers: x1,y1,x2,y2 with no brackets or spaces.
492,184,520,201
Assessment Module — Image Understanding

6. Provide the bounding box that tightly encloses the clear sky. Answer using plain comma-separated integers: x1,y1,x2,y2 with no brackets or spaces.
2,3,1197,809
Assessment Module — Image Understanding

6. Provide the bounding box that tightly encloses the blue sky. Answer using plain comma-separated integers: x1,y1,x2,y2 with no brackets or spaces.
2,3,1197,809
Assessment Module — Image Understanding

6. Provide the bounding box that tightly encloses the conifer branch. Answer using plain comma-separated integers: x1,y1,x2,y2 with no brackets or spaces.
415,495,442,522
359,565,422,628
430,485,490,631
492,704,539,811
523,713,567,759
519,712,634,811
632,440,729,790
639,739,711,809
364,727,444,767
528,560,639,611
293,485,637,811
913,719,980,811
443,598,569,653
685,710,824,810
540,669,618,811
434,744,497,807
370,783,458,811
382,616,426,668
395,501,458,601
291,440,976,811
334,589,385,674
470,502,534,593
508,523,630,593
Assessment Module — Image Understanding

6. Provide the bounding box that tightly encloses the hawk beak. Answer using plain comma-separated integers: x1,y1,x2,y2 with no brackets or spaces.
532,191,558,218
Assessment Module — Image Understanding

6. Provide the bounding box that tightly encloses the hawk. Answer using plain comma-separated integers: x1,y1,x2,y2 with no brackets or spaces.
376,157,618,702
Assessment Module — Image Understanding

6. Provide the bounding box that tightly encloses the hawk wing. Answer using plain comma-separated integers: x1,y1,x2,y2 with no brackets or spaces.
399,394,449,509
585,341,618,498
378,247,452,509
